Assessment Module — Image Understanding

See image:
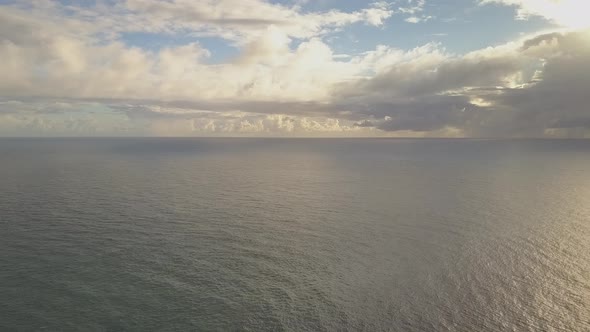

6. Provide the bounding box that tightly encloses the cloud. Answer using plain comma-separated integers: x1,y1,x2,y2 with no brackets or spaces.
398,0,426,15
0,99,372,137
333,29,590,137
480,0,590,29
6,0,393,43
481,30,590,136
398,0,434,24
0,9,358,102
1,2,589,137
405,16,433,24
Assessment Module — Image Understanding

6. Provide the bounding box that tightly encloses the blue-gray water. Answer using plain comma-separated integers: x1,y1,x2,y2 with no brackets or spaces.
1,138,589,331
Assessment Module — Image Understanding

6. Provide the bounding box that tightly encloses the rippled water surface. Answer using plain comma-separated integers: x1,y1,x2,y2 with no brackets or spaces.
1,138,589,331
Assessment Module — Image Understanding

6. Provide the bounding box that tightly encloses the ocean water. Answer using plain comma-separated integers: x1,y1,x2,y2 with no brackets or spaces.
1,138,589,331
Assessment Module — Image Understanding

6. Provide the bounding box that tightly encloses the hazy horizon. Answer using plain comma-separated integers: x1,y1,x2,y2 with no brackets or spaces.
2,136,590,140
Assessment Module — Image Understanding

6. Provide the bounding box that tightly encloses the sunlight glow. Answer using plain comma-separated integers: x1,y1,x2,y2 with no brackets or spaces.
484,0,590,29
532,0,590,29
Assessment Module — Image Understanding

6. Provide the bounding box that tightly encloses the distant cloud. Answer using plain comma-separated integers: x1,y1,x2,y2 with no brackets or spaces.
398,0,426,15
405,15,433,23
398,0,433,24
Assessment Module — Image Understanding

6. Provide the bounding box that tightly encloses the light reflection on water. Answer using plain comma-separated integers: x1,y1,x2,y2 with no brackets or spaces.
0,138,588,331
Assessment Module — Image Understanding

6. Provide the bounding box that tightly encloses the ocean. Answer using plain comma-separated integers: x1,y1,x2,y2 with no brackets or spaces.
1,138,589,331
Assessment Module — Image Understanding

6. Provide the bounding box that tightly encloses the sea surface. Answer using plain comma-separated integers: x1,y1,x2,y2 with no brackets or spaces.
1,138,589,331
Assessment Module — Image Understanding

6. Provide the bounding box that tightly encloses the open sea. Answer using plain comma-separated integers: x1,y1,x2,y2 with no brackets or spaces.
1,138,589,331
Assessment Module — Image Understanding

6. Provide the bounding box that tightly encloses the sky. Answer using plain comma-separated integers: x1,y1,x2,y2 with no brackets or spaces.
0,0,589,137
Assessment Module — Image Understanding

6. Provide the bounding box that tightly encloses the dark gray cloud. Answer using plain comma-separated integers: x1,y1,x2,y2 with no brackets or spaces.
345,54,524,99
330,30,590,137
354,120,376,127
483,30,590,136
